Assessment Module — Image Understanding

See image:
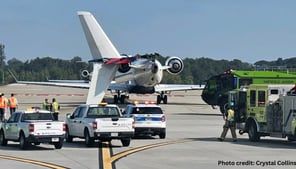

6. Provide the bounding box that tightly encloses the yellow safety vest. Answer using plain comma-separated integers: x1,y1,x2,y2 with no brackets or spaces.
227,109,235,121
52,101,60,113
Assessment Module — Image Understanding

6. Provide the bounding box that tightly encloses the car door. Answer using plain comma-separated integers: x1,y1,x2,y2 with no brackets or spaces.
75,107,87,137
10,113,21,140
5,113,18,140
68,107,81,136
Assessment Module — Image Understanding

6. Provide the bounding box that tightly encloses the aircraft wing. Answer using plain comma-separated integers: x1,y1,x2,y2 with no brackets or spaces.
15,79,134,93
15,80,90,89
154,84,205,92
48,80,89,83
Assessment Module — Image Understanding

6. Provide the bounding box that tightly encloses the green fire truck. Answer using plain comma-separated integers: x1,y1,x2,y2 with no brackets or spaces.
202,69,296,114
229,84,296,141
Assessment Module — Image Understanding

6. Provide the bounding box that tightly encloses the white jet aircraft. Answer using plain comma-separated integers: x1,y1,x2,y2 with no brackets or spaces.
12,11,204,104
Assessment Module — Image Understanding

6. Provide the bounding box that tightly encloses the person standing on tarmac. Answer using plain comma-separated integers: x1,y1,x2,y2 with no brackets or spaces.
0,94,6,121
42,98,51,111
51,98,60,121
8,93,18,115
218,104,237,142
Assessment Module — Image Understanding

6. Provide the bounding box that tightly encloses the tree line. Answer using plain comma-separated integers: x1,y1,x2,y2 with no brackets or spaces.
1,53,294,85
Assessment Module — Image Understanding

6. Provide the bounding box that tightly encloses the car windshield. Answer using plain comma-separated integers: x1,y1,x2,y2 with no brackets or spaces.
86,107,120,118
132,107,163,114
21,113,54,121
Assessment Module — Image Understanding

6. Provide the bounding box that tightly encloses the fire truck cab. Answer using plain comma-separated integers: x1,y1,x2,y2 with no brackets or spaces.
228,84,296,141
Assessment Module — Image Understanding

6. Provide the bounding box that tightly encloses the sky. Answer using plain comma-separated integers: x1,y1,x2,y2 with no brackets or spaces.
0,0,296,63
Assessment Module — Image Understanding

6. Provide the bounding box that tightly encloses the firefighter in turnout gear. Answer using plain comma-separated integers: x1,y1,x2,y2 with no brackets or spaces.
218,105,237,142
51,98,60,121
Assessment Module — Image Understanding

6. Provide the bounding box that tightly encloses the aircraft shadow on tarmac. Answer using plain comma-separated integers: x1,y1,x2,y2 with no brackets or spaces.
187,137,296,149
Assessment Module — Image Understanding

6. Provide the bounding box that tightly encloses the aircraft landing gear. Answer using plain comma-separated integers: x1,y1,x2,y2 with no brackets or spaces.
156,92,168,104
113,91,128,104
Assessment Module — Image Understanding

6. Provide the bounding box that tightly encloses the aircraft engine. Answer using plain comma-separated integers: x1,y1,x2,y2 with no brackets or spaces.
165,57,184,75
81,70,90,78
118,63,131,73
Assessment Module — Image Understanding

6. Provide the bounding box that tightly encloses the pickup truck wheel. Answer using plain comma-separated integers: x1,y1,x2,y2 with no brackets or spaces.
121,138,131,147
84,129,94,147
65,130,73,143
0,130,7,146
53,139,63,149
159,132,166,139
19,132,29,150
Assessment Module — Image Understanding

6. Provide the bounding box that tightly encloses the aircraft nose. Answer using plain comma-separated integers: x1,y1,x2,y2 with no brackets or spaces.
151,62,158,74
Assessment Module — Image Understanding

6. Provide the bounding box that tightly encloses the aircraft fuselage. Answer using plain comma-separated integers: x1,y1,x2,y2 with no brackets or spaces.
114,59,163,87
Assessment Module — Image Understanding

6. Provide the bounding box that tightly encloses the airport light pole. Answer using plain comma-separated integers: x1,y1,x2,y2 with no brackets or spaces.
0,44,5,85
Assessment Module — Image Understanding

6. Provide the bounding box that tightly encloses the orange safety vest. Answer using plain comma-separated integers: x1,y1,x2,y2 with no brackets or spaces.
9,97,17,108
0,97,6,109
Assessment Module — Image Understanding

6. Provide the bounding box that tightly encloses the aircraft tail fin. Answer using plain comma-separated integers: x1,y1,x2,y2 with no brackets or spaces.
78,11,121,60
78,11,119,104
86,63,118,104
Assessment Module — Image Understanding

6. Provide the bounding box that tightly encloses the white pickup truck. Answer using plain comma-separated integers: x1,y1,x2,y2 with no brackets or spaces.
65,104,134,147
0,109,65,150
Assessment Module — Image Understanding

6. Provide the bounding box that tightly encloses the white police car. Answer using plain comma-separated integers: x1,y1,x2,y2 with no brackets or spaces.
123,102,166,139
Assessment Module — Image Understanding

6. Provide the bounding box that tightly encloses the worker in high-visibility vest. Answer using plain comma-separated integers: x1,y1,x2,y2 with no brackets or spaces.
8,93,18,115
0,94,7,121
42,98,50,111
218,105,237,142
51,98,60,121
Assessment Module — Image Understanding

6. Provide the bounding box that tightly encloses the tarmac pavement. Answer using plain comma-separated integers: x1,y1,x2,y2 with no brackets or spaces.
0,84,296,169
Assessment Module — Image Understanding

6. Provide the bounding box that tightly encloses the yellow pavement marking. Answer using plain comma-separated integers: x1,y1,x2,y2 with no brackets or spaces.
100,139,192,169
0,155,69,169
102,142,112,169
110,139,190,162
